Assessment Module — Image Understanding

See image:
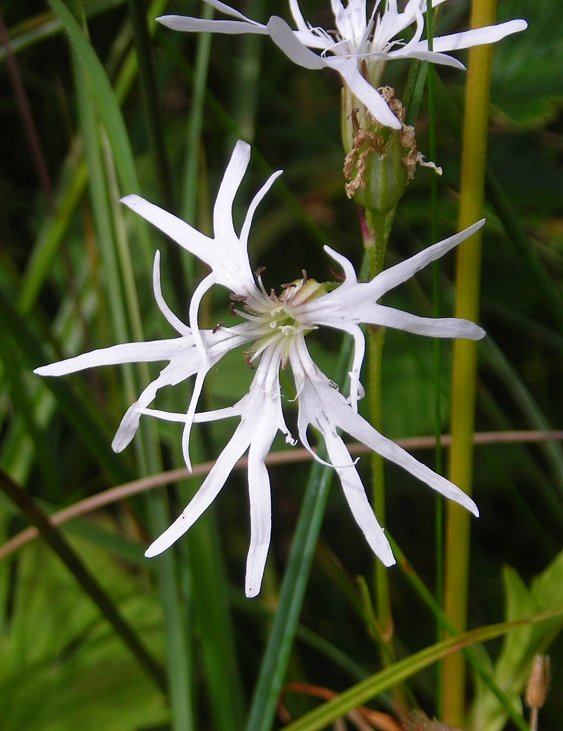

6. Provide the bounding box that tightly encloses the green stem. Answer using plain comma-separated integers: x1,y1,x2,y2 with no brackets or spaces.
364,207,404,712
443,0,497,724
425,0,446,702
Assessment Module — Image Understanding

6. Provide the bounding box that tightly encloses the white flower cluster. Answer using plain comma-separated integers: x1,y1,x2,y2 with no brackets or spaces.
36,2,527,596
37,140,485,597
159,0,526,129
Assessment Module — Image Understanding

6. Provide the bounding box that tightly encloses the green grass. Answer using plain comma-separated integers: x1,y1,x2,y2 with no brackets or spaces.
0,1,561,730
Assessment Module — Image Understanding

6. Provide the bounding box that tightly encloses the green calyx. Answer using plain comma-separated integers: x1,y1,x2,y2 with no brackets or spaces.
342,86,418,215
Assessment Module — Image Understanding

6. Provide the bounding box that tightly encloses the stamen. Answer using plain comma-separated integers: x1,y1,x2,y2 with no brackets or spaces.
279,325,298,336
229,292,248,303
330,267,346,282
243,350,256,369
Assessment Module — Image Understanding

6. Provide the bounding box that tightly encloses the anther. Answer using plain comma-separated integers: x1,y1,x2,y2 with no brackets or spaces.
280,325,297,336
330,267,346,282
243,351,256,369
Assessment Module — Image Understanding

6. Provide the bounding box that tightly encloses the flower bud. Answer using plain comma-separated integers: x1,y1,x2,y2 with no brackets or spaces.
342,86,440,215
526,654,550,710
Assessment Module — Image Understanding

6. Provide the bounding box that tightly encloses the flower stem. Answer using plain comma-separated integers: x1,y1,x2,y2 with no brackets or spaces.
425,0,446,701
364,207,405,710
442,0,497,724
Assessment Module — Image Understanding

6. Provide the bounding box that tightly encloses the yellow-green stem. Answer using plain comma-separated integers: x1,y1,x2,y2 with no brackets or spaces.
442,0,496,724
364,207,407,713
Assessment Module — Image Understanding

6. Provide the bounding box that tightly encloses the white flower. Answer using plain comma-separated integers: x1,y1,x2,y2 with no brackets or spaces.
36,140,485,597
158,0,527,129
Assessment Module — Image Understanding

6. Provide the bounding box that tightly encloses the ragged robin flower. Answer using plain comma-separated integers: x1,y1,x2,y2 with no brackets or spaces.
158,0,527,129
36,140,485,597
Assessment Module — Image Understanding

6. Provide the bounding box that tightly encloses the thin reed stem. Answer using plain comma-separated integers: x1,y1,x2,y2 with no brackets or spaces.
443,0,498,724
424,0,446,705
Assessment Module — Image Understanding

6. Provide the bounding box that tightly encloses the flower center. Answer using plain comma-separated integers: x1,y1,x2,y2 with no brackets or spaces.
238,274,328,365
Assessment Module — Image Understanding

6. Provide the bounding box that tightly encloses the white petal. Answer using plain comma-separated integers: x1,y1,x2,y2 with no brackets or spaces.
188,272,217,356
321,321,365,410
152,251,191,336
288,0,310,33
181,368,208,471
398,0,425,49
145,416,254,557
293,29,335,51
336,401,479,516
326,57,402,129
157,17,267,34
213,140,251,241
375,0,413,40
359,305,486,340
121,194,213,266
427,0,449,10
388,48,465,70
417,19,528,54
206,322,257,356
157,0,267,30
332,0,367,43
373,0,450,43
323,427,395,566
201,0,263,23
142,400,243,423
245,413,278,597
34,338,192,376
291,347,478,517
367,219,485,299
112,360,193,453
301,221,486,323
322,245,358,287
140,408,195,423
266,16,327,69
240,170,283,252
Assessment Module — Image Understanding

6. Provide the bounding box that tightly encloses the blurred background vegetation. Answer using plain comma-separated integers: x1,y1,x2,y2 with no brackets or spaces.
0,1,561,729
